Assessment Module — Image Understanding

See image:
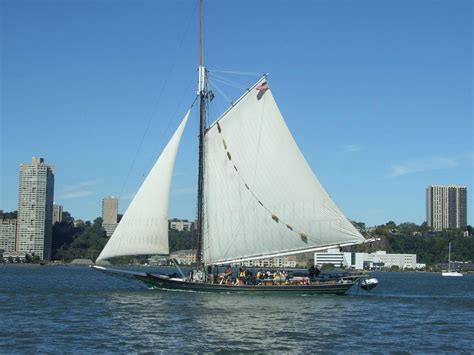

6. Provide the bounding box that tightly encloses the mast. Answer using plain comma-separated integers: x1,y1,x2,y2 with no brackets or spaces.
196,0,206,263
448,242,451,271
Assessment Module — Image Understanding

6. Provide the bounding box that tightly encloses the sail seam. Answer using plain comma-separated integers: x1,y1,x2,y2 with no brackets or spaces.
215,107,324,247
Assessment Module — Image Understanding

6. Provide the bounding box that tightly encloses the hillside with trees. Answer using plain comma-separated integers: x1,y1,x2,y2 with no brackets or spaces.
51,212,194,263
352,221,473,266
2,209,472,266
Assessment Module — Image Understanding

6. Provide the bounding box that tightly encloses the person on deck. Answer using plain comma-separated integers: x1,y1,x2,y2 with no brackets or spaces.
315,266,321,278
308,265,316,279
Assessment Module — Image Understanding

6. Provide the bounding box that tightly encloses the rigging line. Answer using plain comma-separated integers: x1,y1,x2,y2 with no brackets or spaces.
142,78,197,180
209,81,232,106
209,77,247,91
118,1,198,199
210,69,262,76
208,73,248,89
216,124,320,245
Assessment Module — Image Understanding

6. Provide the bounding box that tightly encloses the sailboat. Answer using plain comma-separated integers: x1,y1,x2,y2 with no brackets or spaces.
92,1,377,294
442,242,463,277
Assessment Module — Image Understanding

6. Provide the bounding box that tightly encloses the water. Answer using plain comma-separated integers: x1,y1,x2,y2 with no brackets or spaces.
1,265,473,353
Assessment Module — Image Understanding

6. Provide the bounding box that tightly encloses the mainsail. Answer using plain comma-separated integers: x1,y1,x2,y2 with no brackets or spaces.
203,78,365,265
96,110,190,262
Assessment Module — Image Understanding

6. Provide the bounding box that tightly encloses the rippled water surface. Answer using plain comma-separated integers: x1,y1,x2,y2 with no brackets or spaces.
1,265,473,353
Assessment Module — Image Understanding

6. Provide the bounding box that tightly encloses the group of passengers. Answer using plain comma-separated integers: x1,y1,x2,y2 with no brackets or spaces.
207,266,297,286
205,265,322,286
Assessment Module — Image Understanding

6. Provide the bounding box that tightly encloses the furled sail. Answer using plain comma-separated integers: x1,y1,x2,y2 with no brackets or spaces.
96,110,190,262
203,79,365,265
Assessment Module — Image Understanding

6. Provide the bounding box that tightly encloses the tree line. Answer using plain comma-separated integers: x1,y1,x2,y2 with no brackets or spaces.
51,212,195,262
1,210,472,265
351,221,473,265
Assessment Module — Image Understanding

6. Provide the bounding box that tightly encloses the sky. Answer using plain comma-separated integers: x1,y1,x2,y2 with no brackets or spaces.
1,0,472,227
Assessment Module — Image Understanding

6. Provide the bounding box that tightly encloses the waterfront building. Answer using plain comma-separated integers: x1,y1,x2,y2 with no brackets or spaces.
314,248,345,267
16,157,55,260
314,248,421,270
169,218,193,232
240,255,297,268
2,251,27,263
426,185,467,231
342,250,421,270
102,196,118,236
170,249,197,265
0,219,17,253
52,203,63,225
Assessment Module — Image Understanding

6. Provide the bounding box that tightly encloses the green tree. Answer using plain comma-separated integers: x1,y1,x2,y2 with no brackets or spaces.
0,210,17,219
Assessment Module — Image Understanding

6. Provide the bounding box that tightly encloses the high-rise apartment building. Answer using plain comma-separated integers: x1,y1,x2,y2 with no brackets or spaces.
426,185,467,231
0,219,17,253
53,203,63,225
102,196,118,236
17,157,55,260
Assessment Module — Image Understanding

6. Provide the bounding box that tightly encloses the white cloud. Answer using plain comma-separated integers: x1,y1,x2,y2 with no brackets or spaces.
389,156,458,177
56,191,94,199
341,144,363,153
56,180,103,200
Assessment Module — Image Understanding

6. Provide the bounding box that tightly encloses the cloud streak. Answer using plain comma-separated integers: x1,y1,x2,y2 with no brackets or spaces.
56,180,103,200
56,191,94,199
389,156,458,177
341,144,363,153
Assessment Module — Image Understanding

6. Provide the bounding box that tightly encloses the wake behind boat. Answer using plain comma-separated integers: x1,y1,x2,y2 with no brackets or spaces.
92,0,378,295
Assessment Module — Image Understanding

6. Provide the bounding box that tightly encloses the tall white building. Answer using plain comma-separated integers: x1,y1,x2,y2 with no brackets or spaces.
426,185,467,231
17,157,55,260
102,196,118,236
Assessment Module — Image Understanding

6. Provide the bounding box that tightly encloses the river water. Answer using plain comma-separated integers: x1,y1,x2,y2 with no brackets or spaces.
1,265,473,353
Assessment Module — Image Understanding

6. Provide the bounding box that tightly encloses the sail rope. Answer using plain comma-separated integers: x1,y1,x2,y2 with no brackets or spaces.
117,2,199,200
208,73,248,90
208,80,232,106
209,69,263,77
213,112,321,246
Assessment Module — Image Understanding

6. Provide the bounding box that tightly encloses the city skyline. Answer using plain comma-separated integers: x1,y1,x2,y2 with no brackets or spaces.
1,0,472,227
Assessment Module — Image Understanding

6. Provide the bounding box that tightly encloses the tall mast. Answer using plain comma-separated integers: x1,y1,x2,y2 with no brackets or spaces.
196,0,206,264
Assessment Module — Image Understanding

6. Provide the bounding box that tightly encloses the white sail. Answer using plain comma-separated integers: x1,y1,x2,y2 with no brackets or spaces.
203,79,365,265
96,110,190,262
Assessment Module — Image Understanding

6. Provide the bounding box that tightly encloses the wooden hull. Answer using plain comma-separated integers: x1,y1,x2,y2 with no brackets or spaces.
135,273,357,295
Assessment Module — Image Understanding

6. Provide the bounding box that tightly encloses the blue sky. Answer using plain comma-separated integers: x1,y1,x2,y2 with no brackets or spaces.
1,0,472,227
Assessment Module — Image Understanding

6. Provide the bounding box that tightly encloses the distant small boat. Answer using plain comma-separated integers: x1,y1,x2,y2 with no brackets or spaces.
442,242,463,277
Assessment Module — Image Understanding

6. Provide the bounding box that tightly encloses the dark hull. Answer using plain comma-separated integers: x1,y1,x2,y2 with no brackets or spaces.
136,273,357,295
91,265,368,294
